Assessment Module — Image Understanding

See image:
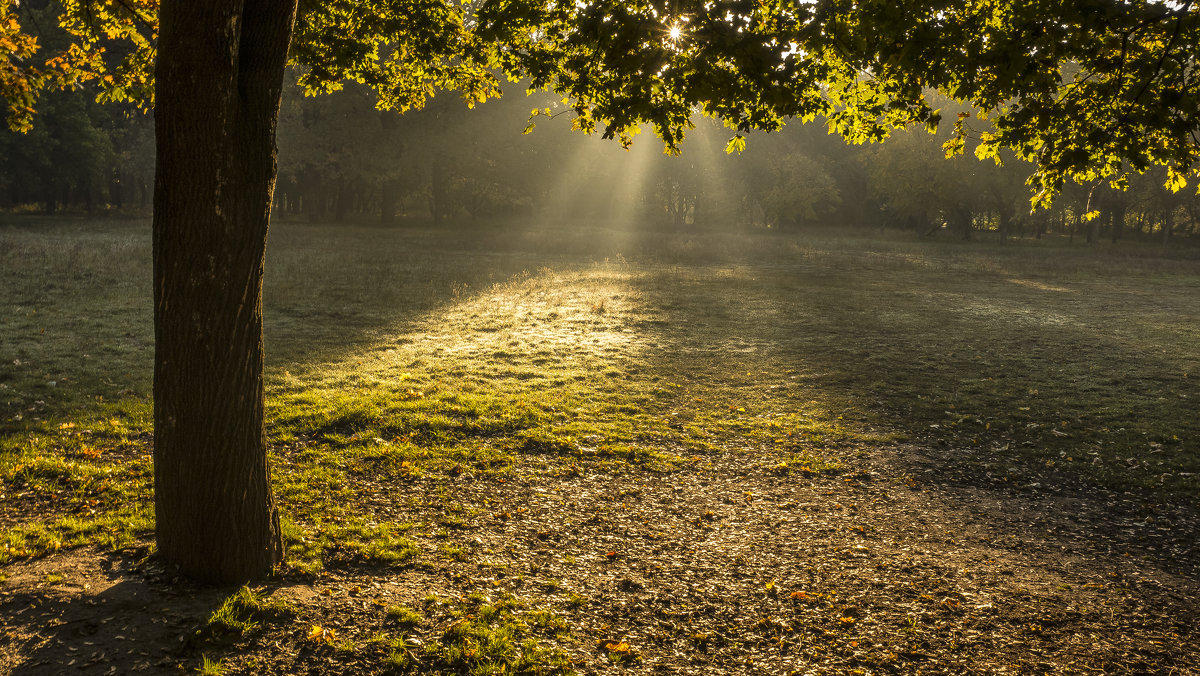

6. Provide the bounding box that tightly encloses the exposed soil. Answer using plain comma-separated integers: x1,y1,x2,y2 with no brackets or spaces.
3,440,1197,675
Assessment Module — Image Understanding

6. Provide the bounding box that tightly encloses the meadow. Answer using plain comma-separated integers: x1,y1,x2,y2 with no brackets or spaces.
1,217,1198,674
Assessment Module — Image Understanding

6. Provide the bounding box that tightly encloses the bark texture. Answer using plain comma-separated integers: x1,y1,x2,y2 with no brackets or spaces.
153,0,298,583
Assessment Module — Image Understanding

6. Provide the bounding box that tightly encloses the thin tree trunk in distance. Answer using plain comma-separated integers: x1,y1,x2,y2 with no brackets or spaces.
153,0,297,584
1111,201,1126,244
381,178,398,225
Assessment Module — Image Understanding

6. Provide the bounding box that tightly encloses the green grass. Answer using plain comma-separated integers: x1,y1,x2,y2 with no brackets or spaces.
280,516,419,575
371,594,570,674
1,509,151,564
199,585,296,639
385,604,422,628
196,655,227,676
429,592,572,675
2,217,1198,571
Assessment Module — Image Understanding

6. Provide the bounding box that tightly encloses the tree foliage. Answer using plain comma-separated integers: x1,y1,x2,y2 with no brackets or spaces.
5,1,1200,205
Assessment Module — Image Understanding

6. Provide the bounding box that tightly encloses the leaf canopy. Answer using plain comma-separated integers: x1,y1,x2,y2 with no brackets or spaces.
4,0,1200,204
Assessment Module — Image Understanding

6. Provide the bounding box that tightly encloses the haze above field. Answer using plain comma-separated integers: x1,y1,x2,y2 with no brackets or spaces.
4,80,1199,246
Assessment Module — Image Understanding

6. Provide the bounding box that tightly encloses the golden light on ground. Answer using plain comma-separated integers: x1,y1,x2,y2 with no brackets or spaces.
1005,277,1075,293
330,263,650,384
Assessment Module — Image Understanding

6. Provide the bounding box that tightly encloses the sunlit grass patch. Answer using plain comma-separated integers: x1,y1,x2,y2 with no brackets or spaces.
769,449,843,477
0,508,152,564
280,516,419,575
1,401,155,563
195,655,227,676
198,585,297,640
269,384,546,450
385,604,422,628
2,446,151,503
419,592,573,675
261,258,864,488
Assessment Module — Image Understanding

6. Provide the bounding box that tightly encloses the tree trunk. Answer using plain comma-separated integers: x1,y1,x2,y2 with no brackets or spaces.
1110,201,1126,244
380,178,398,225
431,160,448,225
334,178,351,222
153,0,297,584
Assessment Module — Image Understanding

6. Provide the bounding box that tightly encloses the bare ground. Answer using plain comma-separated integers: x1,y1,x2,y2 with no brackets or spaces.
2,440,1197,675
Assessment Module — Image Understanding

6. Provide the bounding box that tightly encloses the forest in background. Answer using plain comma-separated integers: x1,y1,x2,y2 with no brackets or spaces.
3,76,1200,247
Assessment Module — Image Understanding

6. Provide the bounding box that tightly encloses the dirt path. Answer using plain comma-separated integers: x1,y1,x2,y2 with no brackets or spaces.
2,442,1197,675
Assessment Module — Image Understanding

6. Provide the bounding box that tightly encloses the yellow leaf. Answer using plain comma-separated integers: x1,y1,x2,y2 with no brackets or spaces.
308,625,337,643
1166,166,1189,192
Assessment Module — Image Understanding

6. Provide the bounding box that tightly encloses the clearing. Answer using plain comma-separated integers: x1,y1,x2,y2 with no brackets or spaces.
1,219,1198,675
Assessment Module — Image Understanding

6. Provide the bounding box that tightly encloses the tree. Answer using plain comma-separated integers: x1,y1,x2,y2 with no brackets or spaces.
8,0,1200,582
750,144,842,228
866,129,957,233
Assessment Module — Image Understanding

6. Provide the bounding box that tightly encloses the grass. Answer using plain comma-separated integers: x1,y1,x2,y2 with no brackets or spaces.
386,604,422,628
1,216,1198,572
430,592,572,675
198,585,296,640
280,515,419,575
368,593,571,674
196,655,226,676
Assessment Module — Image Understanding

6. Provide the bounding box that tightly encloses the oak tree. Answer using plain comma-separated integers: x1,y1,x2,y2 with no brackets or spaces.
5,0,1200,582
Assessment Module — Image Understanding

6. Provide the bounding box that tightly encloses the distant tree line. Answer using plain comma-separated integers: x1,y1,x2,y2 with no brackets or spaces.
0,83,153,215
3,80,1198,246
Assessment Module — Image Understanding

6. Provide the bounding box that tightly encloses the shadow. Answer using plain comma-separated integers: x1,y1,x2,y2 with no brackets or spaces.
618,234,1200,583
263,219,1200,588
0,550,232,675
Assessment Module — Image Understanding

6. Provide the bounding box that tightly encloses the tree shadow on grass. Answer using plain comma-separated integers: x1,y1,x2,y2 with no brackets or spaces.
621,239,1200,583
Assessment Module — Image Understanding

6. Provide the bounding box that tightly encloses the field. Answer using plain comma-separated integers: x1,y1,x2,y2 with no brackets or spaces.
1,217,1198,675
